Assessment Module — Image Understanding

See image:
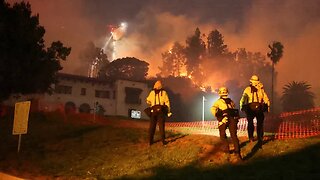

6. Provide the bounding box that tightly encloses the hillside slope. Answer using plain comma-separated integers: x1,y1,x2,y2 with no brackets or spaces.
0,113,319,179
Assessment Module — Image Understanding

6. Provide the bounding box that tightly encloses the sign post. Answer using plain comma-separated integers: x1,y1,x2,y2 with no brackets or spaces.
202,96,206,129
12,101,31,153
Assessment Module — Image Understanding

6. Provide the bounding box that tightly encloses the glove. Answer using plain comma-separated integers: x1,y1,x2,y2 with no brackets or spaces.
218,117,228,126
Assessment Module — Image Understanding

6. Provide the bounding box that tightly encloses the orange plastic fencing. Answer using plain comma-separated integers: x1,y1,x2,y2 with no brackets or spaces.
166,108,320,139
166,118,251,137
275,120,320,139
275,108,320,139
279,107,320,118
166,118,249,132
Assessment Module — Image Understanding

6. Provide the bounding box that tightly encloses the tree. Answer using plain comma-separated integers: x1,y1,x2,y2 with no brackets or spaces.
159,50,175,77
251,52,266,71
0,1,71,101
281,81,314,112
207,29,228,58
185,28,206,84
155,76,199,121
79,41,109,77
96,52,109,79
105,57,149,81
267,41,284,113
234,48,253,81
159,42,186,77
232,48,272,93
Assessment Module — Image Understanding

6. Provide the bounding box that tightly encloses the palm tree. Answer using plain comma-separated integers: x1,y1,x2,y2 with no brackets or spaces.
267,41,284,113
281,81,315,112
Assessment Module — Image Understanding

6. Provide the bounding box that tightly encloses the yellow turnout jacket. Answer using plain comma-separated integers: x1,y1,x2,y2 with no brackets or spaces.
211,98,236,117
146,89,171,113
240,84,270,110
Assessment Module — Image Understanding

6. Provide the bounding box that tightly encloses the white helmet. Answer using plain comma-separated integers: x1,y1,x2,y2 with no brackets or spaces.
218,87,228,96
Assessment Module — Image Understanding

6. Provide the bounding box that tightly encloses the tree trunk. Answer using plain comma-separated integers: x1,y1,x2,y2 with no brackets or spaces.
271,62,274,114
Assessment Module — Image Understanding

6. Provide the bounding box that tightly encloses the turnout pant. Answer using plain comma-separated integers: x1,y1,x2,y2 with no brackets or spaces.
149,112,166,145
218,118,240,154
246,111,265,142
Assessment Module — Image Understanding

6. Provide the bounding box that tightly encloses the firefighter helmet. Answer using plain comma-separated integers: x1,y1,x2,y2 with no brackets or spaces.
218,87,229,96
250,75,260,85
153,80,163,90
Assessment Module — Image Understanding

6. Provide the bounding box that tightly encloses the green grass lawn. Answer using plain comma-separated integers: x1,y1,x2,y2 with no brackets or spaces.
0,112,319,179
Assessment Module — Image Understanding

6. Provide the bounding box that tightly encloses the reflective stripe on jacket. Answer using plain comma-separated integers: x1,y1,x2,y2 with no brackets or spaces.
146,89,171,112
240,85,270,109
211,98,235,117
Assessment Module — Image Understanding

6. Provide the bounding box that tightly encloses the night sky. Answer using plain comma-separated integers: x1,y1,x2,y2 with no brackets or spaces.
7,0,320,101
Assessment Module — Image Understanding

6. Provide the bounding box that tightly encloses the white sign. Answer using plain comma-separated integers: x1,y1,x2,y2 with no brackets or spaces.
13,101,31,135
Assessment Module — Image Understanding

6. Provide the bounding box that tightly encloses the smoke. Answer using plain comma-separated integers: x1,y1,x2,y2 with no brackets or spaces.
118,0,320,98
7,0,99,75
223,0,320,102
114,10,212,75
7,0,320,105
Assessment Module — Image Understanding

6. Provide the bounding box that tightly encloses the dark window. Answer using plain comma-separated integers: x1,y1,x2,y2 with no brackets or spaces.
125,87,142,104
65,101,76,114
55,85,72,94
79,103,90,113
80,88,86,95
95,90,110,99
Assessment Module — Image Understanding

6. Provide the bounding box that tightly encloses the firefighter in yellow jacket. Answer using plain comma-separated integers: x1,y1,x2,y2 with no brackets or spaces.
240,75,270,145
211,87,241,160
146,80,171,145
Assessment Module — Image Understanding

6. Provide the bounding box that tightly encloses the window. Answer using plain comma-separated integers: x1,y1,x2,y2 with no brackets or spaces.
55,85,72,94
65,101,76,113
95,90,110,99
79,103,90,113
80,88,86,96
125,87,142,104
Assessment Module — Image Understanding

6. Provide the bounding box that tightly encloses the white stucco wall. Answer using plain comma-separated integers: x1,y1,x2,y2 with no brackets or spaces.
115,80,151,119
2,74,151,119
41,77,116,115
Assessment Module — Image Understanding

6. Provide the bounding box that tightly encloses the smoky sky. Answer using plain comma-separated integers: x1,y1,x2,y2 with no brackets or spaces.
7,0,320,102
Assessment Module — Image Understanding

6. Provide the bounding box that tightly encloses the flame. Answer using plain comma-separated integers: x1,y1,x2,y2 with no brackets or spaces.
180,72,188,77
199,86,206,92
157,44,230,95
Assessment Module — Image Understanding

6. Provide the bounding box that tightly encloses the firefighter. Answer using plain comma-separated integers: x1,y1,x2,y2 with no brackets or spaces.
211,87,242,161
240,75,270,146
146,80,172,146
